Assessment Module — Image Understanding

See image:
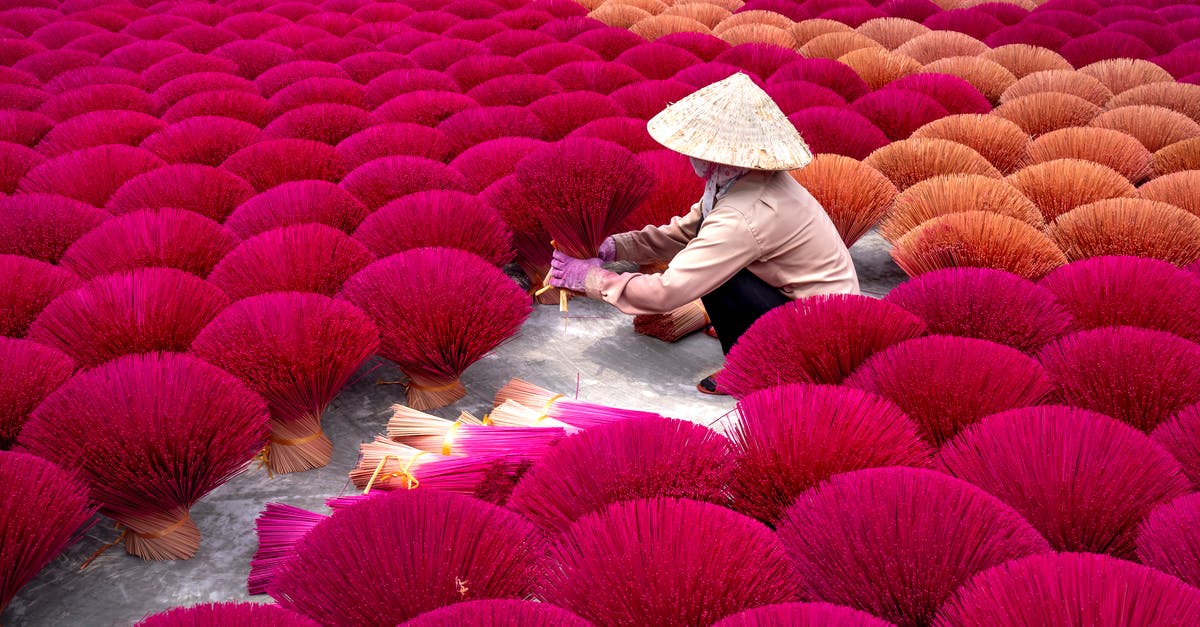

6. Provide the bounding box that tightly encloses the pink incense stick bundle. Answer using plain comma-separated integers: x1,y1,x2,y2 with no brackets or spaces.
1137,493,1200,590
105,163,254,223
207,224,375,300
27,267,231,368
352,190,514,266
494,378,663,429
939,405,1190,559
139,116,261,167
58,208,241,280
448,136,546,194
509,416,735,534
885,267,1075,354
248,503,331,596
386,404,485,451
224,180,369,239
0,337,74,450
713,603,896,627
1038,326,1200,433
17,144,165,207
633,300,710,343
731,383,933,525
479,174,558,301
0,451,95,614
1038,256,1200,345
720,294,929,398
514,137,653,260
192,292,379,474
350,437,515,495
777,467,1052,627
269,489,548,626
933,552,1200,626
340,248,531,410
135,602,319,627
400,600,593,627
1153,403,1200,486
623,148,705,231
845,335,1056,446
0,193,109,264
19,352,269,560
0,254,80,338
538,498,799,626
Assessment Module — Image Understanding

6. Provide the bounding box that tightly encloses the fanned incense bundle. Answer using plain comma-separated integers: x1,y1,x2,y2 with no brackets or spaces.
59,208,241,280
162,90,270,128
0,193,108,264
0,337,73,449
1000,69,1113,106
269,490,547,626
19,352,269,560
777,467,1051,627
399,600,593,627
1048,198,1200,266
341,249,530,410
106,164,254,223
515,137,654,260
864,138,1000,191
920,55,1017,103
352,190,514,266
260,103,371,146
192,293,379,474
789,154,896,247
979,44,1072,80
0,255,79,338
224,180,369,238
1153,404,1200,486
720,294,929,398
731,383,932,525
339,155,467,211
911,114,1030,175
891,211,1068,280
880,174,1042,242
939,406,1190,558
1153,138,1200,178
539,498,798,626
991,92,1102,137
208,224,374,300
0,451,94,614
933,553,1200,626
1089,105,1200,153
886,267,1073,353
509,416,735,534
35,110,163,157
1139,170,1200,217
714,603,894,627
1137,493,1200,589
140,116,261,167
27,267,230,368
1026,127,1153,183
493,378,663,429
1039,256,1200,344
448,137,546,194
633,300,710,343
221,139,347,192
135,602,319,626
1038,327,1200,433
787,107,889,161
846,335,1054,445
1007,158,1136,222
18,144,165,207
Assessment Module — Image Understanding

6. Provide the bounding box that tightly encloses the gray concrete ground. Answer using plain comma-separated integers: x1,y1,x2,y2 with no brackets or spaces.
4,231,903,626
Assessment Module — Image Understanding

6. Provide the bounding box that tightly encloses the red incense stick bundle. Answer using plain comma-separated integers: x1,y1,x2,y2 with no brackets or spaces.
633,300,710,343
248,503,330,596
494,378,663,429
18,352,269,560
0,451,95,614
135,602,318,626
350,437,498,495
340,248,531,410
192,293,379,475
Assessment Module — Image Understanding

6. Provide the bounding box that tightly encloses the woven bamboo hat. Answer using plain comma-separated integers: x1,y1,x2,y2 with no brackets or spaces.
647,72,813,171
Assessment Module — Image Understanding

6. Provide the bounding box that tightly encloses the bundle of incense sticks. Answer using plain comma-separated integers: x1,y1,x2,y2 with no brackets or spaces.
634,300,711,343
386,405,484,452
493,378,664,430
350,438,496,495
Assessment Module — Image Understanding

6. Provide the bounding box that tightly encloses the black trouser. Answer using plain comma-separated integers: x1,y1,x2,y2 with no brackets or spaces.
701,268,791,355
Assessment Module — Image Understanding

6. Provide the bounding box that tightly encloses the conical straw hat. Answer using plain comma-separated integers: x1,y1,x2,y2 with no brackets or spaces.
647,73,813,171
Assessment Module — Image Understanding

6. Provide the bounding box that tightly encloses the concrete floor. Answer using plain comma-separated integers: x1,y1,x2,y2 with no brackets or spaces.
4,231,904,626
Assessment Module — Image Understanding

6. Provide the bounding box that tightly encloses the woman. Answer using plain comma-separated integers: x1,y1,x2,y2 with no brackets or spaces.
549,73,859,395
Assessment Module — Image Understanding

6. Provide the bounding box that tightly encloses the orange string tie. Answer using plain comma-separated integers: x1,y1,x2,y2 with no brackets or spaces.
80,523,127,571
441,421,462,456
362,451,426,494
536,394,564,423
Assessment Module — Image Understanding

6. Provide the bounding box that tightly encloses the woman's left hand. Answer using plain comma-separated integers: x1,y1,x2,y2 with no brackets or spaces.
549,250,603,292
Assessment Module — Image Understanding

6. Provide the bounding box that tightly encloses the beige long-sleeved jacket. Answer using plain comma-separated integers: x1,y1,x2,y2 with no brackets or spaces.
584,170,859,315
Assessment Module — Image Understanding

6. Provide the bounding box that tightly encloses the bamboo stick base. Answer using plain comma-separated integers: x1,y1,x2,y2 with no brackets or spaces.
122,511,200,561
265,414,332,475
406,378,466,411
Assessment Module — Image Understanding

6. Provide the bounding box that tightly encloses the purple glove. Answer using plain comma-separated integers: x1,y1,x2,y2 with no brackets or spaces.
598,236,617,263
549,250,603,292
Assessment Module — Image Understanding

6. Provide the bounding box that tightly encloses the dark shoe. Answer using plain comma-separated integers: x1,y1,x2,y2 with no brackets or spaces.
696,371,727,396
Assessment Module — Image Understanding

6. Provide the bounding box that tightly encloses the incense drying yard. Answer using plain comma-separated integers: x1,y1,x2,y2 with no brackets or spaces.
3,0,1200,625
